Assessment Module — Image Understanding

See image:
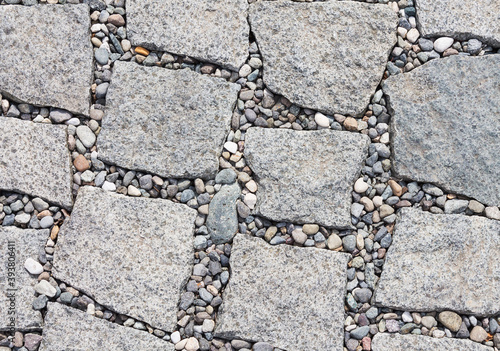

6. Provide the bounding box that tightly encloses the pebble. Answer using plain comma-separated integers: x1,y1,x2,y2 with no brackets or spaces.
216,169,237,184
444,199,468,214
95,47,109,65
244,193,257,209
224,141,238,154
485,206,500,220
24,257,43,275
40,216,54,229
102,181,116,192
314,112,330,127
354,178,369,193
470,326,488,342
433,37,454,53
406,28,419,43
127,185,141,197
76,126,96,148
438,311,462,332
34,280,56,297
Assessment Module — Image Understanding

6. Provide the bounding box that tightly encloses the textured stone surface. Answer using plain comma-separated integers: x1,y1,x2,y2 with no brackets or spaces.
249,1,397,116
0,119,73,210
416,0,500,46
53,186,197,331
372,333,493,351
384,55,500,206
0,5,93,115
127,0,249,71
97,62,239,179
374,208,500,316
244,128,370,228
0,228,47,331
39,303,174,350
216,234,349,351
207,183,241,244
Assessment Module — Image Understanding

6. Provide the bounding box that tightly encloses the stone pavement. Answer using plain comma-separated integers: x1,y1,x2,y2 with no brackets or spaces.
0,0,498,350
53,186,196,332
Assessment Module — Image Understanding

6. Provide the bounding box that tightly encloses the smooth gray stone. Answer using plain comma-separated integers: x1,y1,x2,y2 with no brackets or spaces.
372,333,493,351
0,5,93,115
384,55,500,206
0,227,47,331
207,183,240,244
244,128,369,228
249,0,397,116
39,303,174,350
53,187,196,331
97,62,240,179
416,0,500,46
127,0,249,71
0,119,73,210
374,208,500,316
216,234,350,351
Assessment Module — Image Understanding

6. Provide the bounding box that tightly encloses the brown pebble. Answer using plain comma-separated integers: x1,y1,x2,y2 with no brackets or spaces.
343,117,358,131
37,272,50,281
50,225,59,241
388,179,403,196
37,210,52,219
73,154,90,172
107,14,125,27
443,48,459,57
134,46,150,56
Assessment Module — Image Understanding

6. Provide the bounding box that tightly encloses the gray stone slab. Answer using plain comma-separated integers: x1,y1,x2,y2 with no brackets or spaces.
374,207,500,316
244,128,369,228
216,234,349,351
0,227,47,331
372,333,493,351
127,0,249,71
0,5,93,116
416,0,500,46
39,303,174,351
53,186,197,331
0,118,73,210
383,55,500,207
249,1,397,116
97,62,240,179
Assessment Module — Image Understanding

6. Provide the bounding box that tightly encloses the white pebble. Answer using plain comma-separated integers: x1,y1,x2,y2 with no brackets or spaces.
34,280,56,297
170,331,181,344
244,193,257,210
406,28,419,43
434,37,454,53
102,181,116,192
24,257,43,275
354,178,369,193
314,112,330,128
224,141,238,154
238,64,252,78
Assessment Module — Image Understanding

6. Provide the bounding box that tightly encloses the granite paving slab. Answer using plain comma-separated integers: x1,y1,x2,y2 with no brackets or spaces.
0,118,73,210
126,0,249,71
97,62,240,179
416,0,500,46
53,186,197,331
0,4,93,116
39,303,174,350
383,55,500,206
374,207,500,316
249,0,397,116
0,227,48,331
215,234,350,351
244,128,370,228
372,333,494,351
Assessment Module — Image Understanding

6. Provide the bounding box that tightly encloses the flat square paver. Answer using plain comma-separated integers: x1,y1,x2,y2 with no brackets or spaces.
416,0,500,46
374,208,500,316
0,118,73,210
97,62,240,179
372,333,494,351
0,4,93,116
384,55,500,207
53,186,197,331
0,227,47,331
40,303,174,350
249,0,397,116
215,234,350,351
127,0,249,71
244,128,370,228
